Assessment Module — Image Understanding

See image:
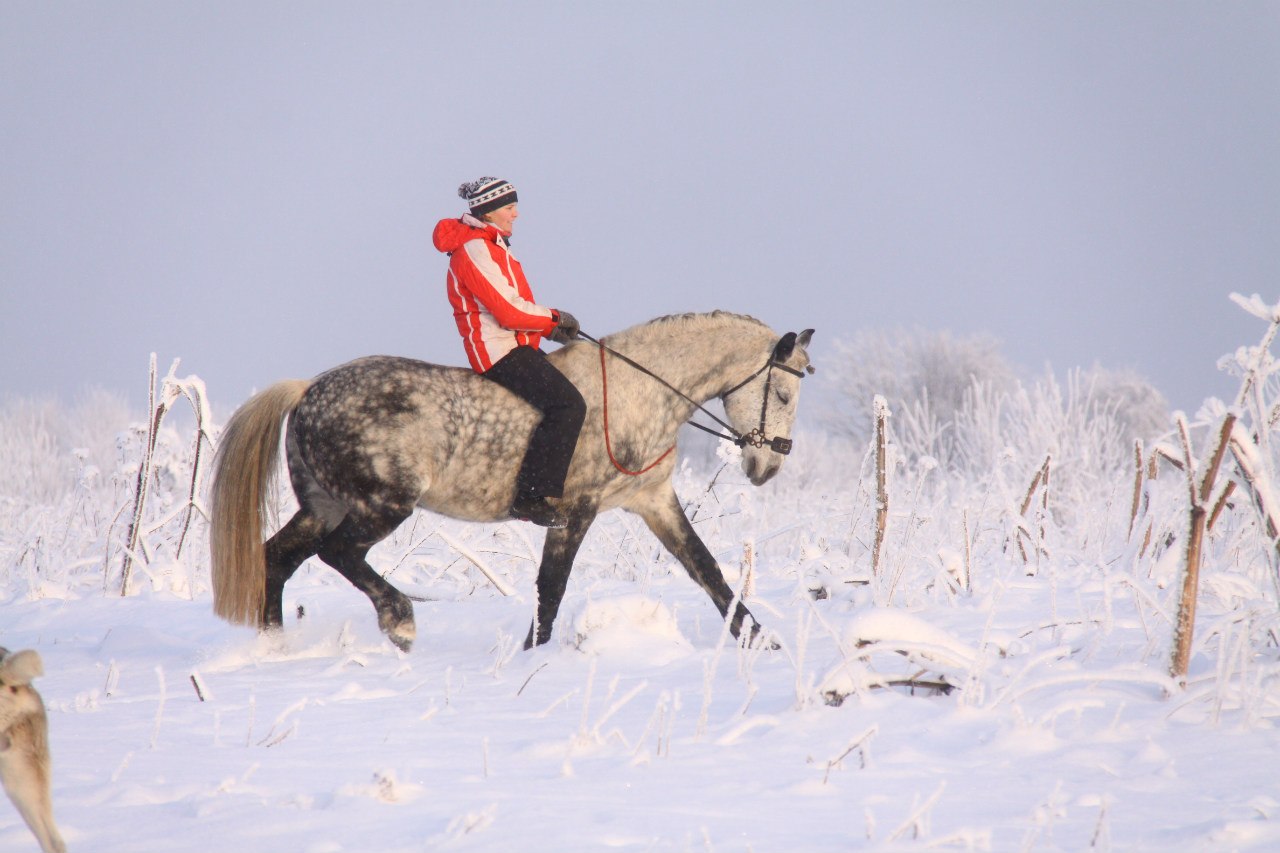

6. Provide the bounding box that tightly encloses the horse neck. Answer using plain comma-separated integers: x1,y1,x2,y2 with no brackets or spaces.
611,314,774,405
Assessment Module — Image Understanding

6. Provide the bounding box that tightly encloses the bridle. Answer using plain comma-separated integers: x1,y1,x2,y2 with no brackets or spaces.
579,331,810,475
718,355,808,455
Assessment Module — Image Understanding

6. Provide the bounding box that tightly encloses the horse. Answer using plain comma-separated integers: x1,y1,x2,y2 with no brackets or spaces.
209,311,814,652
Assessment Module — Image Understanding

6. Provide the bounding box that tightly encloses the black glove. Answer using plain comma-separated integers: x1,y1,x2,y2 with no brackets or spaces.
549,310,580,344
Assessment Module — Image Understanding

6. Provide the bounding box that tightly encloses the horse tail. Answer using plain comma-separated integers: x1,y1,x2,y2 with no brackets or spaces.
210,379,311,627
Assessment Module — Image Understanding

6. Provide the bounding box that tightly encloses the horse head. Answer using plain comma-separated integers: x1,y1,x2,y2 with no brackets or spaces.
721,328,815,486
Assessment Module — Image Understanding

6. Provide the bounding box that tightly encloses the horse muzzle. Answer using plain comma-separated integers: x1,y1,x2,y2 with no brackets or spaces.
744,454,782,486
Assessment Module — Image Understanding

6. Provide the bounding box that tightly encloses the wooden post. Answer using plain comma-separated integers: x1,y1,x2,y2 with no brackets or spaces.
871,396,889,577
1170,503,1207,683
1169,413,1236,684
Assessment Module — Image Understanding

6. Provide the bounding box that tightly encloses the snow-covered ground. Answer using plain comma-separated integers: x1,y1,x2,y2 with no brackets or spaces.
4,319,1280,851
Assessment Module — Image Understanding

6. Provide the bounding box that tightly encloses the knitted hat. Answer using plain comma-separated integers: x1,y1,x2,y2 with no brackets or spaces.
459,177,518,217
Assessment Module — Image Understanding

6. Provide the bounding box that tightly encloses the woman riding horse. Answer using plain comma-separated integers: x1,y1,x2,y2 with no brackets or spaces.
433,177,584,529
209,311,814,652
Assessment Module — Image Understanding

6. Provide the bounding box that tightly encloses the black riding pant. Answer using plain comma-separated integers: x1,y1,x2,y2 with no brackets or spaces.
483,346,586,500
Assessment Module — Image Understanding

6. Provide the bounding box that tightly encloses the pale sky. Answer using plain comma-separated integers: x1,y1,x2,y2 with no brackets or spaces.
3,2,1277,417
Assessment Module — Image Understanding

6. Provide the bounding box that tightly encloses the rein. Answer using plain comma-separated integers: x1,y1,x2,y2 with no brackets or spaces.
596,343,676,475
579,331,804,476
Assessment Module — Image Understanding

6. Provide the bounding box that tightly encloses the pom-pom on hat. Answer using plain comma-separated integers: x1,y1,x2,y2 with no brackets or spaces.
459,177,518,217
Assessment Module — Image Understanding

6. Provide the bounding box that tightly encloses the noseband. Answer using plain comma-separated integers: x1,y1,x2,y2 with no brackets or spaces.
579,331,808,459
719,357,808,455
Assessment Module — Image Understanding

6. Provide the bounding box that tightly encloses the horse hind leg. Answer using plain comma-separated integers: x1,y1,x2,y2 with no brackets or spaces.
261,431,348,630
262,510,330,630
315,509,417,651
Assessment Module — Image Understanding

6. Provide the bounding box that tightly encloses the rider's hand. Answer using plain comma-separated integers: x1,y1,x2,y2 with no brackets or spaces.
549,310,580,345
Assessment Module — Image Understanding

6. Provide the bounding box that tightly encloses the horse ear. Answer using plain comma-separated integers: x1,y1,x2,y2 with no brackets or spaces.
772,332,798,362
797,329,814,349
0,649,42,685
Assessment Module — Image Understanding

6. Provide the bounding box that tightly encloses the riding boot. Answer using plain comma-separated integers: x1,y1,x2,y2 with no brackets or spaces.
509,494,568,529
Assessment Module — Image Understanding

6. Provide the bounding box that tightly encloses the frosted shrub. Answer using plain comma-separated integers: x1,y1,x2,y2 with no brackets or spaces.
823,327,1016,447
966,369,1134,528
1,394,131,597
0,399,66,507
823,329,1167,477
0,393,129,506
1081,364,1170,442
0,362,213,600
816,328,1170,536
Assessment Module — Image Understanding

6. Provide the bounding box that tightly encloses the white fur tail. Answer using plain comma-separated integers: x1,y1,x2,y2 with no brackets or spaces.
0,649,66,853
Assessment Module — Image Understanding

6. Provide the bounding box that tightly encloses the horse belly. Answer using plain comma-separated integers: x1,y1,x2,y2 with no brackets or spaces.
414,413,533,521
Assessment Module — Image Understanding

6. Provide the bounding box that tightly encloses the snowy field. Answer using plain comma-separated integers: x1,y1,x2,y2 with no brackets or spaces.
4,305,1280,852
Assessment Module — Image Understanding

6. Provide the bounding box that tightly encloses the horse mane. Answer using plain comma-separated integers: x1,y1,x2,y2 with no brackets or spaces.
649,310,768,329
610,310,771,345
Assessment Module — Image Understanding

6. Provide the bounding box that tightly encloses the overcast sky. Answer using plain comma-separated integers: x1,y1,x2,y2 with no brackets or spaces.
3,2,1277,419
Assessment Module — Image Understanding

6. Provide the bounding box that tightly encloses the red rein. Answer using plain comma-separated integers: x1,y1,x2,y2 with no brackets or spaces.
598,344,676,476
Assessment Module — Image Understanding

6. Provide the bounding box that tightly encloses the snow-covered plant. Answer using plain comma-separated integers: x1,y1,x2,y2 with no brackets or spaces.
817,328,1168,541
0,390,132,506
0,357,216,603
4,301,1280,849
822,327,1016,446
0,392,134,598
117,355,213,597
1153,293,1280,693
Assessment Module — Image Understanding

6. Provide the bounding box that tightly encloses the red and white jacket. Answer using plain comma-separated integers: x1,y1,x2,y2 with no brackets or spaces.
432,214,559,373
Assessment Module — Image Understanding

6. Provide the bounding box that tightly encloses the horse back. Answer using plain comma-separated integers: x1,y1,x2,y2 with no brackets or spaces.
289,355,539,520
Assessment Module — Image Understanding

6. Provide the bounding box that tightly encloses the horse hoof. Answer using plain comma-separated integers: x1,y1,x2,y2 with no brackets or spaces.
736,617,780,651
523,620,553,650
757,634,782,651
386,621,416,653
258,624,286,641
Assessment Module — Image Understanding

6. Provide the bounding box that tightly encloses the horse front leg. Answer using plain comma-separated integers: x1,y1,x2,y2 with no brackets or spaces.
525,504,598,649
633,488,763,643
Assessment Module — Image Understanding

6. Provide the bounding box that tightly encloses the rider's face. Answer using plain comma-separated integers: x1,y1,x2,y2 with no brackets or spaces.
484,203,518,234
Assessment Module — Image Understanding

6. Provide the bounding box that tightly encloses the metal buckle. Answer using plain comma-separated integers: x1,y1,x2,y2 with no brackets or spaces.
737,430,792,455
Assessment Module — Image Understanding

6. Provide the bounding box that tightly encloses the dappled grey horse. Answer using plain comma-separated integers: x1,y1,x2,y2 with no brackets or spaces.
209,312,814,651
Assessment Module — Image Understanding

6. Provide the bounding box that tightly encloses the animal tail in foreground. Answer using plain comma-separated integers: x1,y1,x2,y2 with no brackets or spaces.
210,379,311,627
0,648,66,853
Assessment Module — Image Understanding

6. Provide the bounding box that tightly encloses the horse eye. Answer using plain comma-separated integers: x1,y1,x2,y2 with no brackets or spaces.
777,390,792,405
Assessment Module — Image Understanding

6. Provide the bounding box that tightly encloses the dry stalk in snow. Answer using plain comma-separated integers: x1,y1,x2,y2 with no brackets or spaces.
1128,438,1162,558
823,725,878,783
120,354,211,596
1014,454,1052,571
438,529,515,596
1128,439,1144,540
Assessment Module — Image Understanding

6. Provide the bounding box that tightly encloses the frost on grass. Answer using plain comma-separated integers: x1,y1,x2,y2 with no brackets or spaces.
567,594,694,665
817,610,982,703
3,297,1280,850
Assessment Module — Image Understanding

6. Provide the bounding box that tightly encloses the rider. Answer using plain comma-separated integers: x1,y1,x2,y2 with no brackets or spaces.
432,177,585,529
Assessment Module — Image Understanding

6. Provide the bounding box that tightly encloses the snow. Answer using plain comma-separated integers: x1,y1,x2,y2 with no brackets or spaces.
4,520,1277,850
5,332,1280,850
